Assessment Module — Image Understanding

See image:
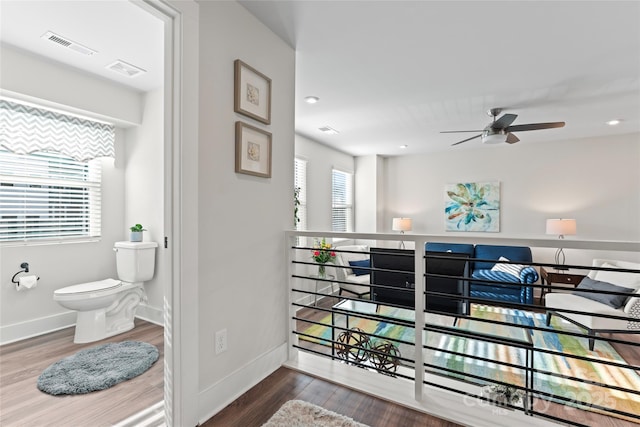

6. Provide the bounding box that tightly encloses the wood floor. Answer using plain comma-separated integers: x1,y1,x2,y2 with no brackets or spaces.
202,366,462,427
0,319,163,427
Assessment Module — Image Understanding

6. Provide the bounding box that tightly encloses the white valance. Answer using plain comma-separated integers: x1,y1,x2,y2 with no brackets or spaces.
0,99,115,162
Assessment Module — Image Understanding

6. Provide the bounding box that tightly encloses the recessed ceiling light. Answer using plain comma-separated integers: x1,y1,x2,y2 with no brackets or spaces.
606,119,622,126
319,126,339,135
400,145,408,149
305,96,320,104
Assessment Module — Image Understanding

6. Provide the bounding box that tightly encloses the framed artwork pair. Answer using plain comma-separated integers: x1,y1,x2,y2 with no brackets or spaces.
234,59,272,178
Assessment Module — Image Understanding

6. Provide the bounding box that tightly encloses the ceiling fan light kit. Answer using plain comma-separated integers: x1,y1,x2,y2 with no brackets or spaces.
443,108,565,146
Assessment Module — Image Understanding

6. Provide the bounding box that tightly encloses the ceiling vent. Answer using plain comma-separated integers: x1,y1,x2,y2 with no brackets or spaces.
41,31,96,56
106,60,147,78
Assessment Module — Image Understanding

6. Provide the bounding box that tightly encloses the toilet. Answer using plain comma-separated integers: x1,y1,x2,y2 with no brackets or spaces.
54,241,158,343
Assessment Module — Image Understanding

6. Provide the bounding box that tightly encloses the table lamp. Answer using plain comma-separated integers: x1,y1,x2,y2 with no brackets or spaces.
546,218,576,270
392,217,412,249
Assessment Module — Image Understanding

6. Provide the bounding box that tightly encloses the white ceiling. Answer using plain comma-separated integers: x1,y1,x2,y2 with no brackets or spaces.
1,1,638,156
240,0,640,156
0,0,163,93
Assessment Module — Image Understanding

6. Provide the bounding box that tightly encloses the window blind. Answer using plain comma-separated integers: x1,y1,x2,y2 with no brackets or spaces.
332,169,353,232
294,157,307,231
0,150,101,243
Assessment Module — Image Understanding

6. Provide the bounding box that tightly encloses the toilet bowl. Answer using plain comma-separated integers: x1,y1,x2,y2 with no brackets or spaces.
54,241,158,343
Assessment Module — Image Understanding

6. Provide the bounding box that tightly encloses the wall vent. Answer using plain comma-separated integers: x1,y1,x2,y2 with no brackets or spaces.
106,60,147,78
41,31,97,56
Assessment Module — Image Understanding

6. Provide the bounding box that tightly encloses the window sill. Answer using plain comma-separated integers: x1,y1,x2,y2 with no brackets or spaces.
1,237,101,248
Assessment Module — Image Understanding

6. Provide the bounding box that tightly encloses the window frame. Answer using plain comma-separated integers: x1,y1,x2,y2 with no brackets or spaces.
331,168,354,233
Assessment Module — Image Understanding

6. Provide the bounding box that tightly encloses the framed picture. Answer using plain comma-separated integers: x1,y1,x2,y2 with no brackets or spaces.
235,121,272,178
444,181,500,232
234,59,272,125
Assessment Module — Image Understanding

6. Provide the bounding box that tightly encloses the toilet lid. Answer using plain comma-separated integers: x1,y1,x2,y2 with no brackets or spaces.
54,278,121,295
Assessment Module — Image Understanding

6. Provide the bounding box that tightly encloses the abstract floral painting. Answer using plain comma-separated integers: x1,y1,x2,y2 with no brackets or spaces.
444,182,500,232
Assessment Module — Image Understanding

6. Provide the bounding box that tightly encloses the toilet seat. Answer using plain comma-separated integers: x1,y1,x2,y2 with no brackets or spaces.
54,278,122,301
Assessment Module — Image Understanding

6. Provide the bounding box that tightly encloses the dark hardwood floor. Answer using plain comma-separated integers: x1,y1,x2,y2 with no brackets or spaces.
202,366,462,427
0,319,163,427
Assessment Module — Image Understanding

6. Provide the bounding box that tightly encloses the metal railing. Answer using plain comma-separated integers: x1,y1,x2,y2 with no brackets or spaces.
286,231,640,426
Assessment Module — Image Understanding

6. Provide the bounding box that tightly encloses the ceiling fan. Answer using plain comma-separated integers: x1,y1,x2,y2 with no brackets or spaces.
442,108,565,146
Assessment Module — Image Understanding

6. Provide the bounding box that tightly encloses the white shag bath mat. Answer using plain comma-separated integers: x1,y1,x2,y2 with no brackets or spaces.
262,400,369,427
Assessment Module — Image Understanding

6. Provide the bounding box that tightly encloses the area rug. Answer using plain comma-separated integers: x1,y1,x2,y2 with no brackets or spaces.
262,400,369,427
37,341,159,395
300,304,640,421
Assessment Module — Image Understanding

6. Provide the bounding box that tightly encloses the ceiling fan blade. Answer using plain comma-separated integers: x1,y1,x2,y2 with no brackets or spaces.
451,134,482,146
492,113,518,129
506,122,565,132
440,130,483,133
505,133,520,144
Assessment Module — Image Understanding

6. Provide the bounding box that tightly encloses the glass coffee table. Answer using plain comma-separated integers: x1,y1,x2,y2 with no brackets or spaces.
330,299,534,413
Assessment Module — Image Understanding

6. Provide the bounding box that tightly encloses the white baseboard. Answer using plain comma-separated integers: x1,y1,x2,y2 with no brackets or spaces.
136,303,164,326
0,311,76,346
198,343,288,424
0,304,164,346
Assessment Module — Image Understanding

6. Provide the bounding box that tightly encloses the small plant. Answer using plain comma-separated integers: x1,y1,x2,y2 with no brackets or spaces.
130,224,146,232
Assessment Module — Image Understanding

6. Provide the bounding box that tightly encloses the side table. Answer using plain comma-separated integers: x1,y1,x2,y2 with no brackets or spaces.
539,267,586,304
312,274,335,306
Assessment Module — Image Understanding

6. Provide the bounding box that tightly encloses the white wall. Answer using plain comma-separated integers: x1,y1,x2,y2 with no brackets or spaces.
0,44,143,126
355,155,384,233
124,88,165,324
0,44,162,343
381,133,640,264
383,133,640,241
295,134,355,231
196,1,295,420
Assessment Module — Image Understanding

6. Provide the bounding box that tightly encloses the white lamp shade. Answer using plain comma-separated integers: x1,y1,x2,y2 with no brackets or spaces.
392,217,412,232
546,219,576,236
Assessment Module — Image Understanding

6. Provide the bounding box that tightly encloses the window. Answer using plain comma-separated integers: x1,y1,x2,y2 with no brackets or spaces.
332,169,353,232
0,150,102,243
294,157,307,231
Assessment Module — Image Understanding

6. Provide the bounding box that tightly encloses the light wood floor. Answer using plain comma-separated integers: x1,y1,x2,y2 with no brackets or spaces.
203,366,462,427
0,319,163,427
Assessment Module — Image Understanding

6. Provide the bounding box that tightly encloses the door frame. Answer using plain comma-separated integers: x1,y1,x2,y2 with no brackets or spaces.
136,0,199,425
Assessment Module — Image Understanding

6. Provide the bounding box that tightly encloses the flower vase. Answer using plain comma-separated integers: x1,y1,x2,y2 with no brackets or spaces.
318,264,326,279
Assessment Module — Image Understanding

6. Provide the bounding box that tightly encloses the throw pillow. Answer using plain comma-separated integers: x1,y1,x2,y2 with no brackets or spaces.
490,256,525,279
594,262,640,288
624,287,640,314
348,259,370,276
573,277,635,309
627,298,640,329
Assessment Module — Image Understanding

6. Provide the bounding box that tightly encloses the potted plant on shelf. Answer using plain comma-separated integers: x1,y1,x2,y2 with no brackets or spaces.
129,224,146,242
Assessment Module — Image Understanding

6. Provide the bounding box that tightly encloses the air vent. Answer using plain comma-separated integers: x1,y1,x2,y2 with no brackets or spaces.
41,31,97,56
106,60,147,78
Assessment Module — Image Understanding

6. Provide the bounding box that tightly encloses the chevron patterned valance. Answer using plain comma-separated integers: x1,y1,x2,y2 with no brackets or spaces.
0,99,115,162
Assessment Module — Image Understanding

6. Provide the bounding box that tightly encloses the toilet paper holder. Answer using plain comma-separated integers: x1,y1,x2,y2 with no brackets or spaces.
11,262,40,284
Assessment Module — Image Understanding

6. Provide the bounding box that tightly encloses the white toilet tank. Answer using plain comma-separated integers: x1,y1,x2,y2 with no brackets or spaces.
114,241,159,282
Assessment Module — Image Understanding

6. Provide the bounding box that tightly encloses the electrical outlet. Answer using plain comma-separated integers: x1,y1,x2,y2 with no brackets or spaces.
215,329,227,354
